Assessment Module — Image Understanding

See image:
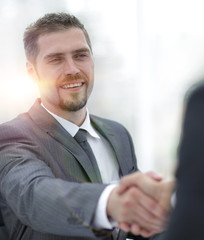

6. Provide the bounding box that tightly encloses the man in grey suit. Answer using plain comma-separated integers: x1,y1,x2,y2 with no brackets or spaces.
0,13,173,240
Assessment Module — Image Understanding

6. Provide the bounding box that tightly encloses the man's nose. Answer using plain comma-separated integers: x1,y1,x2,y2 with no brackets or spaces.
63,58,79,76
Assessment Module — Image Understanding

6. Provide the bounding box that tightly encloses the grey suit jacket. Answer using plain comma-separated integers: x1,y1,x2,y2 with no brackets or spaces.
0,99,139,240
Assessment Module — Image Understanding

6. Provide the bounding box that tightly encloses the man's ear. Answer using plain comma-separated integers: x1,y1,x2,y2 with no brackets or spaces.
26,61,38,82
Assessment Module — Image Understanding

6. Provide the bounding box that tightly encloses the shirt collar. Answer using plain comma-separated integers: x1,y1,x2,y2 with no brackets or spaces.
41,103,100,139
80,111,100,139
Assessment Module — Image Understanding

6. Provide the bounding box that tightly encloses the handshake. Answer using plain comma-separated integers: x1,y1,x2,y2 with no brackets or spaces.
107,171,175,238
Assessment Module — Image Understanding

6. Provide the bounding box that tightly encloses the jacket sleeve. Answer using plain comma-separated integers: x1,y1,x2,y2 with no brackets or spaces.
0,124,107,238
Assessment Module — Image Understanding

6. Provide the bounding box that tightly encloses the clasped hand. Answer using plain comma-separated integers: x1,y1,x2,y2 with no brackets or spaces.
107,171,175,238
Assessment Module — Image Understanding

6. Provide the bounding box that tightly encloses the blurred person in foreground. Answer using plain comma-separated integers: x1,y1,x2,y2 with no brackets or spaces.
163,81,204,240
0,12,174,240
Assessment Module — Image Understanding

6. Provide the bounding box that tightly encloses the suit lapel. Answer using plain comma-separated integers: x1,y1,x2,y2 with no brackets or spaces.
90,116,131,177
28,99,100,182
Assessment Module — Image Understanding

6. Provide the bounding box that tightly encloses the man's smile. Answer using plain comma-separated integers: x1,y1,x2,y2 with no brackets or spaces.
61,82,83,89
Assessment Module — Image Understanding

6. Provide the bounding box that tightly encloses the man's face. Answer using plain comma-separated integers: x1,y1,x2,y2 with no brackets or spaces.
30,28,94,114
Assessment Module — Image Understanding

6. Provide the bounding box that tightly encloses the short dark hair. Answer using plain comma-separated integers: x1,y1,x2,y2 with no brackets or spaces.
23,12,92,63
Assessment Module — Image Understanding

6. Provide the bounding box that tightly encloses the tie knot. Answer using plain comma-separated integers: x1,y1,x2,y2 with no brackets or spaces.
74,129,87,143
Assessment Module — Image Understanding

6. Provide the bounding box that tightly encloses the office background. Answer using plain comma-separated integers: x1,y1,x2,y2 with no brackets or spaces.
1,0,204,177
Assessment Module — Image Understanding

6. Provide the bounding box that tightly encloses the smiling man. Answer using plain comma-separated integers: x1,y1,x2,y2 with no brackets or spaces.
26,25,94,125
0,13,172,240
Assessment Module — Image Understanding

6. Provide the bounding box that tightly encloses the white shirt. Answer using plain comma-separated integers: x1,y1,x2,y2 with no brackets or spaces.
41,103,119,229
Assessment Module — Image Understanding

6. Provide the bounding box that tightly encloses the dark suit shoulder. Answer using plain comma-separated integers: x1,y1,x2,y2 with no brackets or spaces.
185,80,204,102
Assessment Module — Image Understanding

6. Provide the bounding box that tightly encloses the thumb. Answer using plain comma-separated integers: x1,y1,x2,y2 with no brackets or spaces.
145,171,163,181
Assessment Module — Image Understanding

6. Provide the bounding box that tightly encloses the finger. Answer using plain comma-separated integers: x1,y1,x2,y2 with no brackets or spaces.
145,171,163,181
138,190,167,221
139,228,157,238
118,172,141,194
118,222,131,232
119,174,168,220
130,202,164,232
117,183,127,195
123,187,165,231
128,223,157,238
132,173,162,200
131,185,167,222
130,224,156,238
119,171,160,197
119,222,156,238
129,223,141,235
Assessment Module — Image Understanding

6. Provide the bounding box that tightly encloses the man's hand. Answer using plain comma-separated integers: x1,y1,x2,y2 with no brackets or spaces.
106,171,175,237
118,171,167,237
107,183,167,237
119,171,175,212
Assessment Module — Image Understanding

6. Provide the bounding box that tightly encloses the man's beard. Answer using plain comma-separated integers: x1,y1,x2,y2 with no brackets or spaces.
58,73,89,112
59,92,88,112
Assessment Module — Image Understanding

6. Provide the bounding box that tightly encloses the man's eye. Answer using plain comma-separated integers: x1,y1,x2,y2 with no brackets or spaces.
75,54,87,59
50,58,62,63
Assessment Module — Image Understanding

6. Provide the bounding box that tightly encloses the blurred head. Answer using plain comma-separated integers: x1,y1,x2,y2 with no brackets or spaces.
23,12,92,64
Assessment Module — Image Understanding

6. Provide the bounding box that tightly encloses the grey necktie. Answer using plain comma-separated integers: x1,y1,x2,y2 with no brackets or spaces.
75,130,126,240
74,129,102,182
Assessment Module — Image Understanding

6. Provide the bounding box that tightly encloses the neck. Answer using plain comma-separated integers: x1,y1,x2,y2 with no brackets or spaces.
41,101,87,126
66,108,87,126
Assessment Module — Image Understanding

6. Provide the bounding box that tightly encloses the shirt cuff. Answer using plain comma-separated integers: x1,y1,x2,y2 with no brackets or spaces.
93,184,118,229
171,191,176,207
